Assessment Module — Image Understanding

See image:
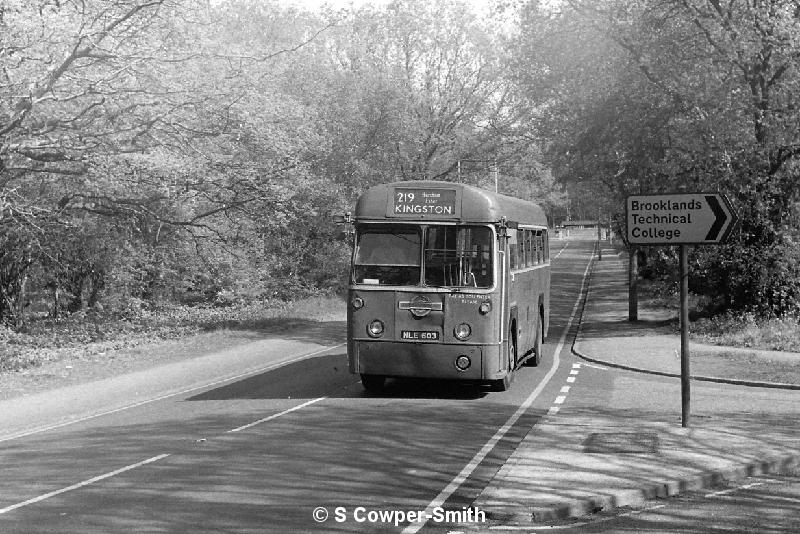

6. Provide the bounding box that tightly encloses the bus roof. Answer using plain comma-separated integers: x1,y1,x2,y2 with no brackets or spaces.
354,181,548,227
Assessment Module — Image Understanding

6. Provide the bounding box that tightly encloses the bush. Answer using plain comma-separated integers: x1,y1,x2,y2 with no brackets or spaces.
693,311,800,352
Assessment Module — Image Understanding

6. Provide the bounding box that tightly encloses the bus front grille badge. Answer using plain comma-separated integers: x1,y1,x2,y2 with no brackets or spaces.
398,295,443,318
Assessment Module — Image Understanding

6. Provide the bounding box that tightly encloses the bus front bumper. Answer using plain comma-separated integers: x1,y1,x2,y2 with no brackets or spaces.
349,341,504,381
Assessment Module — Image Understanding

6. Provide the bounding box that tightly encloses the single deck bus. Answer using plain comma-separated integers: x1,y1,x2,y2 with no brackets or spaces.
343,180,550,391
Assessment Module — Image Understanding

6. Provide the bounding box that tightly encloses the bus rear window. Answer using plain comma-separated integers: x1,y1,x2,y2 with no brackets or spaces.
353,226,420,285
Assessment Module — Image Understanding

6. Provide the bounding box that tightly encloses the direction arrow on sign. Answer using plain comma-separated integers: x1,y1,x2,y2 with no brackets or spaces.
626,193,738,245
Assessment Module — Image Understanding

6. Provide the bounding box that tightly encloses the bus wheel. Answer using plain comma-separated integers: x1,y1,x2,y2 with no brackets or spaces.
525,318,543,367
492,334,515,391
360,374,386,392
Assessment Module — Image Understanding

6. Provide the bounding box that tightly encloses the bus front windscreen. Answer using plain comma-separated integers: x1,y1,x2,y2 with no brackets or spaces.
353,224,493,288
353,225,421,286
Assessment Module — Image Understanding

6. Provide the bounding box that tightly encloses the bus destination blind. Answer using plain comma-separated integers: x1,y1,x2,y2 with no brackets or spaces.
389,188,459,218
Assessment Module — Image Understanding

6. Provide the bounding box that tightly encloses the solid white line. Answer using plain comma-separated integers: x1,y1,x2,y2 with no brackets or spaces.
559,386,570,394
401,250,594,534
0,343,345,444
228,397,326,433
0,454,170,515
553,395,566,405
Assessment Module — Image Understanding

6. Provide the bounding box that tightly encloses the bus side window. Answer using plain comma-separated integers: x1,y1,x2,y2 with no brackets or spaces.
508,229,518,271
543,230,549,261
535,230,543,264
525,230,532,267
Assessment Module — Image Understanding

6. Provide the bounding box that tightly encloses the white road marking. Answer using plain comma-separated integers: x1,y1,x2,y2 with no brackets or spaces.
401,250,594,534
0,343,345,444
704,481,768,497
488,504,668,530
571,363,582,369
228,397,326,433
553,396,566,405
566,377,576,383
0,454,171,515
569,369,579,375
547,407,560,416
553,243,570,260
580,362,608,371
560,386,570,393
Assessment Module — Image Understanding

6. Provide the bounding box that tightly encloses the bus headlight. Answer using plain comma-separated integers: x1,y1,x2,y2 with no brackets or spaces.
367,319,385,338
455,355,471,371
454,323,472,340
478,301,492,315
352,296,364,310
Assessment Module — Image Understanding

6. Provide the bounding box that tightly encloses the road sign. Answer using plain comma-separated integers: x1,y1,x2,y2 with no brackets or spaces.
626,193,738,245
625,192,739,428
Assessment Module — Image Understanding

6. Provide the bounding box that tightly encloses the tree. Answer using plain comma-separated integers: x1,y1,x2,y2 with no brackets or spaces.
513,0,800,315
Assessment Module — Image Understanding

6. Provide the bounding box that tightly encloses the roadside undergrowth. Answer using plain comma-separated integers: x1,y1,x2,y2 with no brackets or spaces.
0,295,346,374
691,312,800,352
639,280,800,352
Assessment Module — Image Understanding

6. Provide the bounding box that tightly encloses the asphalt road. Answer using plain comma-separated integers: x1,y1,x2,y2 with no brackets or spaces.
0,239,591,533
1,239,795,534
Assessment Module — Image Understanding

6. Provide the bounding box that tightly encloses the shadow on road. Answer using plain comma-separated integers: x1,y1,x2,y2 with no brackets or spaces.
185,352,490,402
0,404,795,534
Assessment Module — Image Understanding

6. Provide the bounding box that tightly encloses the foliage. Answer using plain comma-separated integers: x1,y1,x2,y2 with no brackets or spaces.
0,294,345,373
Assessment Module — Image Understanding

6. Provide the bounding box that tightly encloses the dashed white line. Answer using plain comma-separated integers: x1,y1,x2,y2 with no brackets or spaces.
580,362,608,371
228,397,326,433
547,406,560,416
569,369,579,375
566,376,576,383
704,481,769,497
488,504,668,530
553,243,570,259
0,454,171,515
559,386,570,393
553,396,566,405
571,363,582,369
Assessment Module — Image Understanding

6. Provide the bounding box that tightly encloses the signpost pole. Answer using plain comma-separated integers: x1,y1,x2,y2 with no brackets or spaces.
679,244,690,428
628,246,638,322
596,212,602,261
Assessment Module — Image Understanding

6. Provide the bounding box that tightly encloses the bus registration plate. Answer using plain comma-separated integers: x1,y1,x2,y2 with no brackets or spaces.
401,330,440,341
